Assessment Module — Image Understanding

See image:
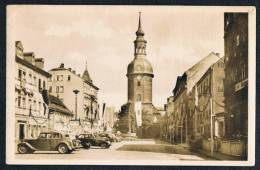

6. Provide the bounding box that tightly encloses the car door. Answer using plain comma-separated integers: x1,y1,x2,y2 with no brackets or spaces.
50,133,62,150
36,133,51,150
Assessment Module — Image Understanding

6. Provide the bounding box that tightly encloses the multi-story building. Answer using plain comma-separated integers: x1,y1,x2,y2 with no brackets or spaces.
195,58,225,141
15,41,51,141
172,52,220,144
224,13,248,140
49,62,100,134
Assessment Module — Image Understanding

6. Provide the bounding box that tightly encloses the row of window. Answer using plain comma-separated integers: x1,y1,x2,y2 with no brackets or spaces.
49,86,64,93
18,69,46,90
198,77,210,96
56,75,71,82
16,96,43,112
229,63,247,82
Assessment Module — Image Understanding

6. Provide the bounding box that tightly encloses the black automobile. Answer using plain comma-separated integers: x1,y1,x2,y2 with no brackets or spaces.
17,132,79,154
98,133,122,142
76,133,111,149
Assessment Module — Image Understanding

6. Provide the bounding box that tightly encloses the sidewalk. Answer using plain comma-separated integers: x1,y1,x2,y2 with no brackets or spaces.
155,140,246,160
193,149,247,160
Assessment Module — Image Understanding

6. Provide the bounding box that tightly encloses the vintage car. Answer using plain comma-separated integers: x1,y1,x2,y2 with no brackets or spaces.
98,133,122,142
17,132,80,154
76,133,111,149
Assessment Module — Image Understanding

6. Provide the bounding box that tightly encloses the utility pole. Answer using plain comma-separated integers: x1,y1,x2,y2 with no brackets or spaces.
210,67,214,157
210,97,214,157
73,89,79,120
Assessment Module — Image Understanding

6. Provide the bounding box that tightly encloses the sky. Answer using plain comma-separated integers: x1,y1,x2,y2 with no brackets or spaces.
8,5,225,110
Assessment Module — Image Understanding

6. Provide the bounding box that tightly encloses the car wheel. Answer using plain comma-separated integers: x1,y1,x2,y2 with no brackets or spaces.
83,142,91,149
17,144,29,154
57,144,69,154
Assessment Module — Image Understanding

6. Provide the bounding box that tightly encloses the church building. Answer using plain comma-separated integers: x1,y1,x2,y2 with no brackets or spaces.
119,12,158,138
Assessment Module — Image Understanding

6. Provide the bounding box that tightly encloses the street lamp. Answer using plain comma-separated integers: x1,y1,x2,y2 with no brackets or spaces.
90,95,95,133
73,89,79,120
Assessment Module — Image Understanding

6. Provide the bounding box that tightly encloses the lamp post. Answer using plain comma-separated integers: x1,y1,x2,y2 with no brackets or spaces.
73,89,79,120
90,95,95,133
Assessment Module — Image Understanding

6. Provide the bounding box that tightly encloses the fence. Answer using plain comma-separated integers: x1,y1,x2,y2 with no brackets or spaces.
220,140,247,157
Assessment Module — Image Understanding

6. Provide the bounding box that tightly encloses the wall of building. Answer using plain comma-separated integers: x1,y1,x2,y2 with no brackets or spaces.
224,13,248,139
15,56,50,141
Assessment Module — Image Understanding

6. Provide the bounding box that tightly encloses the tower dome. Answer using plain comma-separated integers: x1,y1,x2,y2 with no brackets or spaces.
127,58,153,76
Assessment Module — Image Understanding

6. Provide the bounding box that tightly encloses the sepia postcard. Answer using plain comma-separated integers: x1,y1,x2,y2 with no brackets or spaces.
6,5,256,166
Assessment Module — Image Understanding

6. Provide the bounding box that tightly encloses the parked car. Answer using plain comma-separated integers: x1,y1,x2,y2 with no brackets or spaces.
17,132,79,154
76,133,111,148
99,133,121,142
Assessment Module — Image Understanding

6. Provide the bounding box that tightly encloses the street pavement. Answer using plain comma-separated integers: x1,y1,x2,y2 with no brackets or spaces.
15,140,206,161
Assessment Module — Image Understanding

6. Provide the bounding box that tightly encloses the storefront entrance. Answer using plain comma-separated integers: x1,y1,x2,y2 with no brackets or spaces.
19,124,25,140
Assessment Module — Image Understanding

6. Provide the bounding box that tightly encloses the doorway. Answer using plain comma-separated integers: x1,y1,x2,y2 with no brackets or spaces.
19,124,25,140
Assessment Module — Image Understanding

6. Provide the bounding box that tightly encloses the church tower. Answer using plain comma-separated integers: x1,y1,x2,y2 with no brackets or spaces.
126,12,155,136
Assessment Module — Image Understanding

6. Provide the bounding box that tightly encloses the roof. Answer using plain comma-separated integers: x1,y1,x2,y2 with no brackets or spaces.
16,56,51,77
82,65,93,83
127,57,153,76
49,95,73,116
49,63,99,90
185,52,220,92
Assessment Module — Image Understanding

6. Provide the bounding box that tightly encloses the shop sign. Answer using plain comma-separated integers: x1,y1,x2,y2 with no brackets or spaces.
235,79,248,92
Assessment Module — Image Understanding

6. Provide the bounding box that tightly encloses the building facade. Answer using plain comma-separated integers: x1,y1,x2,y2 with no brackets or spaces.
195,58,225,141
224,13,248,140
171,52,220,144
49,62,100,134
15,41,51,142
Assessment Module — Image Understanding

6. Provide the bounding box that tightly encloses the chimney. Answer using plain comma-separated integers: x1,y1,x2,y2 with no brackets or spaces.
15,41,24,59
35,58,44,69
72,70,76,74
68,68,72,71
215,52,220,57
59,63,64,68
23,52,35,65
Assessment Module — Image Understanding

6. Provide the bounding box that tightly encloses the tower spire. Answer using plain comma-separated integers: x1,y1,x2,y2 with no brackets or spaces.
136,12,144,36
138,12,142,30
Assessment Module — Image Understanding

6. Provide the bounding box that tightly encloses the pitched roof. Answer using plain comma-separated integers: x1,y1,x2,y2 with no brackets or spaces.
185,52,220,92
16,56,51,77
49,95,73,116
